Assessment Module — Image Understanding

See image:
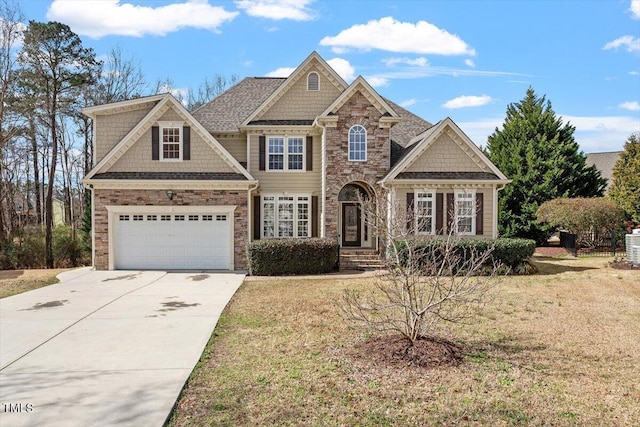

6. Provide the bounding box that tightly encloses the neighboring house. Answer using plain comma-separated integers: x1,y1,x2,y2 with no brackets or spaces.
585,151,621,193
82,52,510,271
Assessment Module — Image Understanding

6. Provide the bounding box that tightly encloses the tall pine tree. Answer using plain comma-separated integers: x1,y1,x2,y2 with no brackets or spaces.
609,133,640,223
486,88,606,244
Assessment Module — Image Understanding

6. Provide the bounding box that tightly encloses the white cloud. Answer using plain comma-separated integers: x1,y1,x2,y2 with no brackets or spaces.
383,57,429,67
264,66,295,77
603,35,640,52
464,59,476,68
442,95,493,109
619,101,640,111
629,70,640,76
46,0,239,38
366,76,389,87
320,17,476,56
327,57,355,82
399,98,417,108
0,18,26,48
264,57,355,81
235,0,316,21
630,0,640,19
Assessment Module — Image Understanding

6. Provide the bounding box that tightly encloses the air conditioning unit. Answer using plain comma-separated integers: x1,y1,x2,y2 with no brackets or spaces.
626,234,640,265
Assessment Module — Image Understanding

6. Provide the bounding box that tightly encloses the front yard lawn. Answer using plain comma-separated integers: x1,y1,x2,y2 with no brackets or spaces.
0,269,68,299
169,256,640,426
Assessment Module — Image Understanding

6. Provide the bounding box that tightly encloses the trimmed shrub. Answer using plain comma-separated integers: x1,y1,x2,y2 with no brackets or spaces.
391,237,536,272
247,238,339,276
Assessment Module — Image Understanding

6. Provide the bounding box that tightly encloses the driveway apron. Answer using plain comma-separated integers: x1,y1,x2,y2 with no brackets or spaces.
0,268,245,427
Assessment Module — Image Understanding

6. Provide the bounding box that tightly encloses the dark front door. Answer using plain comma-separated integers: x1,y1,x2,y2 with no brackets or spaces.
342,203,361,247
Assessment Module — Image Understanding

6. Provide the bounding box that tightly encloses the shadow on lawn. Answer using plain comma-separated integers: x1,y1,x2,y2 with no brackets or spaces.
529,257,599,275
0,270,24,280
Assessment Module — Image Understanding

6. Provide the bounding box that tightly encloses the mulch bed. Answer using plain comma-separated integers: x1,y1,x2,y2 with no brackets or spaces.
348,335,464,369
610,260,640,270
534,246,571,257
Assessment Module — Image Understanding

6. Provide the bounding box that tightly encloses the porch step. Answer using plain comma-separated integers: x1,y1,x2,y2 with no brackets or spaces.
339,248,386,271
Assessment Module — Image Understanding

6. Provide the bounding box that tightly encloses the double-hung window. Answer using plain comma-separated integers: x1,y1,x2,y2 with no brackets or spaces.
267,136,304,171
455,190,475,235
262,195,310,238
161,125,181,161
348,125,367,161
415,191,435,234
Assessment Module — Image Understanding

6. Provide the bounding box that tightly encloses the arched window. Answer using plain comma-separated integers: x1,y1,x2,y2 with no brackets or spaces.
307,72,319,91
348,125,367,161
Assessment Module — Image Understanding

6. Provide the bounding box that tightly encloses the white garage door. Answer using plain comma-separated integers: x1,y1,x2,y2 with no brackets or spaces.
114,212,231,270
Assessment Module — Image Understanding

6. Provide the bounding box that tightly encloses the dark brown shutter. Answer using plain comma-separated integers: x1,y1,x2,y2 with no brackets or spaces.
446,193,454,234
253,195,261,240
436,193,444,235
151,126,159,160
311,196,318,237
406,192,414,232
306,136,313,171
259,136,266,171
182,126,191,160
476,192,484,235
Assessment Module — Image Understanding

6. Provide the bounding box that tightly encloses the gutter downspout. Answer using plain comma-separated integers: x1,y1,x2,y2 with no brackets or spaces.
320,125,327,238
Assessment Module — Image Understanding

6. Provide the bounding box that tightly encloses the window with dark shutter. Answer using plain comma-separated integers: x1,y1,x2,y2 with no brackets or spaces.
406,192,414,232
436,193,444,234
151,126,159,160
476,192,484,235
311,196,318,237
182,126,191,160
259,136,266,171
253,195,261,240
306,136,313,171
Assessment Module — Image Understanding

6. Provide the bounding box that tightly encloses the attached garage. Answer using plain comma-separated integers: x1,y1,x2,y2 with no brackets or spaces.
107,206,235,270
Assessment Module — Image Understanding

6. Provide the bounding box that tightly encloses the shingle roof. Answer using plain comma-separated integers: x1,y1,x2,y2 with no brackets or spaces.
248,119,314,126
585,151,621,190
395,172,501,180
92,172,248,181
385,100,433,147
191,77,285,133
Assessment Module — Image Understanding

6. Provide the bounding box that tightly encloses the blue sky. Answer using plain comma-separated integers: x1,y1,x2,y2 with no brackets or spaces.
20,0,640,153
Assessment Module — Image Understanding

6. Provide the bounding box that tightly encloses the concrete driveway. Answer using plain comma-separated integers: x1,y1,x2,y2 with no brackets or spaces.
0,268,245,427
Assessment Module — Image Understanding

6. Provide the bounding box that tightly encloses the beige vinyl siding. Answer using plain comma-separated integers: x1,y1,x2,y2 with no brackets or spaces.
108,108,236,174
248,133,321,194
394,186,494,238
214,134,247,163
259,66,343,121
406,133,485,173
95,105,155,163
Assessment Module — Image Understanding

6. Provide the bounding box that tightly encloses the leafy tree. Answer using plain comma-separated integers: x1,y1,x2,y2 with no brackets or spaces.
609,133,640,223
486,87,606,244
536,197,625,247
18,21,100,267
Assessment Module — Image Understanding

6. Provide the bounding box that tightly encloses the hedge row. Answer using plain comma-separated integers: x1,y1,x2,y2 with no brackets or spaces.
392,237,536,271
247,238,339,276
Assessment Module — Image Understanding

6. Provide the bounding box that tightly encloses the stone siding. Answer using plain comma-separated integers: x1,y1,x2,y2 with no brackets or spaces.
324,91,390,239
93,189,248,270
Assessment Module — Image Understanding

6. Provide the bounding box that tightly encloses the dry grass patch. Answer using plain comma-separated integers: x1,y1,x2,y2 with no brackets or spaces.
0,269,67,299
168,256,640,426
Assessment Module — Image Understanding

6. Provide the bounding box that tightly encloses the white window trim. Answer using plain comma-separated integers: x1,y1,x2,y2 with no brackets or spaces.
307,72,319,91
348,125,367,162
261,194,311,239
454,190,476,236
414,189,435,235
158,121,184,162
266,136,306,172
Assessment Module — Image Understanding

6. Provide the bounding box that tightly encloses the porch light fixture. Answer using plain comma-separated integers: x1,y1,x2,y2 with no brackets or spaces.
166,190,174,201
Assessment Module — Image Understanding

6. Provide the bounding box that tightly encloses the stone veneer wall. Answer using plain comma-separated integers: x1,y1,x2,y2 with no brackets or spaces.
324,92,390,239
93,189,248,270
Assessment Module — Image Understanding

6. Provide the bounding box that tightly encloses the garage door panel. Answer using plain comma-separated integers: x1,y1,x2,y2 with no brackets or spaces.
113,210,231,270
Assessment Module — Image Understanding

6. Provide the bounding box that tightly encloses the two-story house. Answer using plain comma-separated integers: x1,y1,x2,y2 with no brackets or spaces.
82,52,509,271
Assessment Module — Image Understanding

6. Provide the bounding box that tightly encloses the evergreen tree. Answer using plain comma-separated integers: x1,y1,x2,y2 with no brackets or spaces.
609,133,640,223
486,87,606,244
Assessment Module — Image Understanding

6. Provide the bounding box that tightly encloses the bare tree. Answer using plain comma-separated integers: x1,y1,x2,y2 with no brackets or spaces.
341,189,498,343
186,74,239,110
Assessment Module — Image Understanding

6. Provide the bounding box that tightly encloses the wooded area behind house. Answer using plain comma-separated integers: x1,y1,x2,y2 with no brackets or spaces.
0,1,237,268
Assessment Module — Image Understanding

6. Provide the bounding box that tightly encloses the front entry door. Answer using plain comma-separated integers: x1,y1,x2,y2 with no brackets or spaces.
342,203,361,247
